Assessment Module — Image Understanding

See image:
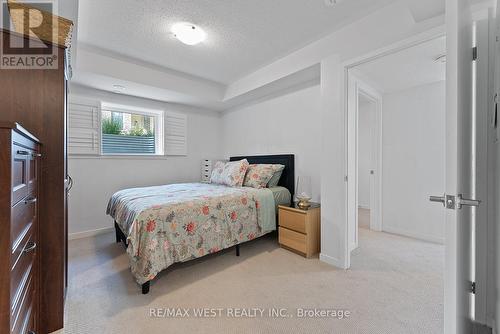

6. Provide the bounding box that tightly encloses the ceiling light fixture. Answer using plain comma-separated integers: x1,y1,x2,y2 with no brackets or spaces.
171,22,206,46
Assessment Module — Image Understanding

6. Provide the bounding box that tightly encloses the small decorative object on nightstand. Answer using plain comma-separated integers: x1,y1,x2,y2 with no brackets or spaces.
278,202,320,258
296,176,312,209
201,159,213,183
202,159,228,183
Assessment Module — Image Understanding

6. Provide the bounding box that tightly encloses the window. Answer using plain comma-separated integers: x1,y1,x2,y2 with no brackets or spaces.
68,100,187,157
68,101,100,155
164,111,187,156
100,103,164,155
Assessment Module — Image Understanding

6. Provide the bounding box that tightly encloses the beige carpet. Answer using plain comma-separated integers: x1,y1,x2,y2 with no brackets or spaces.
59,229,444,334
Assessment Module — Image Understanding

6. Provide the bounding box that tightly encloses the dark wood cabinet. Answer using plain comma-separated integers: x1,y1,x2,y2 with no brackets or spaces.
0,123,41,334
0,29,69,334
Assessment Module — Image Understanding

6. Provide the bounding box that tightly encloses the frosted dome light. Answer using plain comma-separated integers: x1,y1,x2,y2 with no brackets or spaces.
172,23,206,46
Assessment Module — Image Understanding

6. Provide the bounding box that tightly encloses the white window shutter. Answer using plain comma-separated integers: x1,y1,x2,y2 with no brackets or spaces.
165,112,187,156
68,102,100,155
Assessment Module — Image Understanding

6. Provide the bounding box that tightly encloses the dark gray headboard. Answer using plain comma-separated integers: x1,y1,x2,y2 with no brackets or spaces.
229,154,295,202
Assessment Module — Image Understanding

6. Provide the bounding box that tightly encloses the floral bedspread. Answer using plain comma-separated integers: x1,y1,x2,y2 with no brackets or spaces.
106,183,276,284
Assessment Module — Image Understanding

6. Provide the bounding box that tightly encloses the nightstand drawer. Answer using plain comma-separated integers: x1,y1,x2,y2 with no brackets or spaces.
279,227,306,254
279,209,306,233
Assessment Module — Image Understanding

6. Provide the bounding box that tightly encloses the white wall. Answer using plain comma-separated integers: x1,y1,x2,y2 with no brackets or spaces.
221,83,322,202
68,84,223,236
320,55,348,268
221,63,348,268
358,99,375,209
381,81,446,243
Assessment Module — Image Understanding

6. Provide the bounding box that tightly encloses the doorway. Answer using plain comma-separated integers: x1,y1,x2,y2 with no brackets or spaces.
344,34,448,333
347,80,382,251
347,35,448,252
357,92,376,231
334,3,495,332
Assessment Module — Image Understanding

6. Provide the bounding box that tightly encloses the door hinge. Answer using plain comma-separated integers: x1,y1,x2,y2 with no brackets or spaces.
473,46,478,61
344,175,348,182
470,281,476,294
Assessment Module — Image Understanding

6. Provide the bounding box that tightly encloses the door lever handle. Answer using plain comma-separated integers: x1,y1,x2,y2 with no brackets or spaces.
430,194,480,210
456,194,481,209
429,195,446,207
429,194,457,209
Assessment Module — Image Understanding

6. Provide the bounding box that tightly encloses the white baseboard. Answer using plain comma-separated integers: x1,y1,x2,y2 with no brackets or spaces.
320,253,347,269
69,227,114,240
382,226,444,244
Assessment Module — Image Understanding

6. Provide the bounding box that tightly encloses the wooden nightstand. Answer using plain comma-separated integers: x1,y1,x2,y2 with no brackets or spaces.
278,203,320,258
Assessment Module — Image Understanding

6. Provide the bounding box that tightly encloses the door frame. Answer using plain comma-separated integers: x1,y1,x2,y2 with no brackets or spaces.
346,74,383,251
342,26,446,265
472,12,495,328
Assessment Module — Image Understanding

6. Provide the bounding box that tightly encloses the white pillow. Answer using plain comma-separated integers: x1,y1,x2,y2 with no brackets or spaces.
210,159,249,187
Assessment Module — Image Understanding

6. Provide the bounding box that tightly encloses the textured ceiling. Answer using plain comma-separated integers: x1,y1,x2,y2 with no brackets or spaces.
405,0,444,22
78,0,398,84
353,36,446,94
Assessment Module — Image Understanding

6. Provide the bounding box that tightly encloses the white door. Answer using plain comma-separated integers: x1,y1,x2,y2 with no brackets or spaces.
437,0,477,333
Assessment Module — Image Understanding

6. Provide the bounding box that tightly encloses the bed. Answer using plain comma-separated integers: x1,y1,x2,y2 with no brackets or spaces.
108,154,294,294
